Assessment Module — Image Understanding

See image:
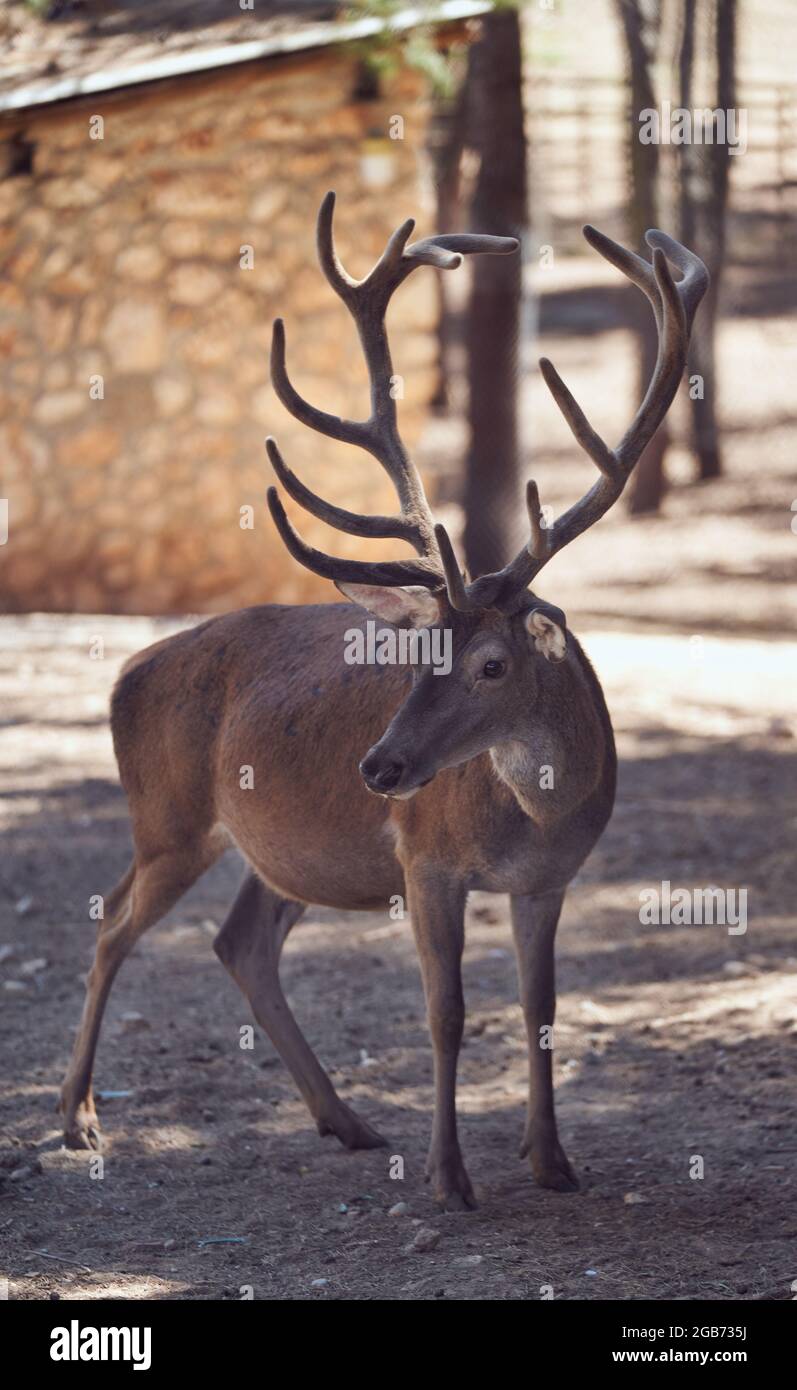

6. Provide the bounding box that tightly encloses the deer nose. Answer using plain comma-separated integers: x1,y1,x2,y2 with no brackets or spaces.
359,750,404,793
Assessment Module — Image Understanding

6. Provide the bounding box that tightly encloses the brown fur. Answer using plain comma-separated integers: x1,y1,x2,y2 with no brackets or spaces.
61,599,615,1207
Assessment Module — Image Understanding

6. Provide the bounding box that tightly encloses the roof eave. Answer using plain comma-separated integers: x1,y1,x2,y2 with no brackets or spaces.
0,1,491,116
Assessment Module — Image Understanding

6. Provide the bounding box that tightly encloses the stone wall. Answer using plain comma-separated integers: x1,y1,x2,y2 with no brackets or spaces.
0,50,439,613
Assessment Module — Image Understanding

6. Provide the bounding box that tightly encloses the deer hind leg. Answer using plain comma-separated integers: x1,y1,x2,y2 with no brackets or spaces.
511,888,578,1192
214,871,386,1150
61,842,218,1150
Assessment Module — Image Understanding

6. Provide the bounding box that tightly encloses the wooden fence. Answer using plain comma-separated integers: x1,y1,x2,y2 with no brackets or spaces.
525,72,797,269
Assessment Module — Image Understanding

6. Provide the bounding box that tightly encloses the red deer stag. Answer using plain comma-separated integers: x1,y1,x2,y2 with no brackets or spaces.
61,193,707,1210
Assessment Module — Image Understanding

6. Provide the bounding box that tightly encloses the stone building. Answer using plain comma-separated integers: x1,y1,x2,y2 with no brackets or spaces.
0,2,484,614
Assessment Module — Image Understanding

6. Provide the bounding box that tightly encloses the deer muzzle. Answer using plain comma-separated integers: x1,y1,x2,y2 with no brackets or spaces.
359,748,406,796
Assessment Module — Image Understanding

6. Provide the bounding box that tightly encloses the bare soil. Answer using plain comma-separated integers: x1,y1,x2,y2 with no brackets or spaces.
1,279,795,1301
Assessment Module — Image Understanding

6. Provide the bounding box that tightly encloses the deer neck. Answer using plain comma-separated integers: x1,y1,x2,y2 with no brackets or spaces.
490,655,607,828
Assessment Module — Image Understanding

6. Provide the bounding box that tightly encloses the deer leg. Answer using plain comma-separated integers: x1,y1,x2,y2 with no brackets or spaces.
61,844,216,1150
408,873,475,1211
213,872,386,1151
511,888,578,1192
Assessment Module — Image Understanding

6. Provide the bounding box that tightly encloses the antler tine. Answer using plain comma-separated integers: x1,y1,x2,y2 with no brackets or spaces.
316,189,356,299
372,215,417,282
433,523,481,612
271,318,371,452
431,484,549,612
483,225,708,605
613,245,685,473
318,190,418,300
583,223,656,300
645,228,709,328
405,231,519,271
268,192,520,592
266,486,442,590
538,359,616,478
525,479,550,560
266,437,421,545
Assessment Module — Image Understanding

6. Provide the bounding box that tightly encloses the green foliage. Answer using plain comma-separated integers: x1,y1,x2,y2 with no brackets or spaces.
343,0,480,98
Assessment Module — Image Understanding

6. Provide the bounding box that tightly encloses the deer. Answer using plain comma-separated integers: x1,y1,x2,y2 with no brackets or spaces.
60,192,707,1211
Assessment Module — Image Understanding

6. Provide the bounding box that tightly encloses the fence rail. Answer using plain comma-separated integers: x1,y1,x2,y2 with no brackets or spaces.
525,71,797,266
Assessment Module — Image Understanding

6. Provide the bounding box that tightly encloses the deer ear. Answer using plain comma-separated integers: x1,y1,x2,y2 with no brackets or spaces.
525,607,567,663
336,582,441,629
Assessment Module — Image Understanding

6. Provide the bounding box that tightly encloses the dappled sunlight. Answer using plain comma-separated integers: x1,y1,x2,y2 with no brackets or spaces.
586,632,796,739
1,584,794,1300
0,0,793,1311
68,1279,191,1301
134,1124,211,1157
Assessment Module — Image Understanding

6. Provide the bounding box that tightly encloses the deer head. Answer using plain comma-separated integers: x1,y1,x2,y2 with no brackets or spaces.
267,193,708,799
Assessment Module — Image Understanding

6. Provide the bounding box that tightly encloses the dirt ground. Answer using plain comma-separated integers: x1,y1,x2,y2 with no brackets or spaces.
1,272,796,1301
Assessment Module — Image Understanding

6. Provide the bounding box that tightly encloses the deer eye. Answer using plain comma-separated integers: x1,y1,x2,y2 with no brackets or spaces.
482,658,505,679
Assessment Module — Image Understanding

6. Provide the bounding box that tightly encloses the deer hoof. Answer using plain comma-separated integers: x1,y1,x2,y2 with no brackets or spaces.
439,1187,479,1213
530,1149,579,1193
63,1116,103,1152
520,1129,579,1192
426,1154,478,1211
316,1102,387,1150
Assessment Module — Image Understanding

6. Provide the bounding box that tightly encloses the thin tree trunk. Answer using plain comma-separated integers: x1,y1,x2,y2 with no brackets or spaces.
615,0,669,515
463,8,528,577
678,0,698,249
427,78,467,412
684,0,735,481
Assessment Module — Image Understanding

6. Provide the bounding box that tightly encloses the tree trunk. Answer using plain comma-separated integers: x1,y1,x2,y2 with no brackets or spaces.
678,0,698,250
615,0,669,515
683,0,736,481
427,78,467,413
463,8,528,577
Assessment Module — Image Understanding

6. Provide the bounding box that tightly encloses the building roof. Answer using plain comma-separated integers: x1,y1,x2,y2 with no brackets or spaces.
0,0,488,114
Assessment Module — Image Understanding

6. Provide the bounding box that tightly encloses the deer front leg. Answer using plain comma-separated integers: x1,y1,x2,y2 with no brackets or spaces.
511,889,578,1193
408,872,475,1211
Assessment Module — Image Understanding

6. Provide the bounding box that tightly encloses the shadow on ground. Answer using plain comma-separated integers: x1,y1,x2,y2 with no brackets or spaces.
1,718,794,1300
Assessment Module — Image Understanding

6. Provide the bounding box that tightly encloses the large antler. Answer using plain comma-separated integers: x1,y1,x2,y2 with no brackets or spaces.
444,224,709,611
266,191,517,590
